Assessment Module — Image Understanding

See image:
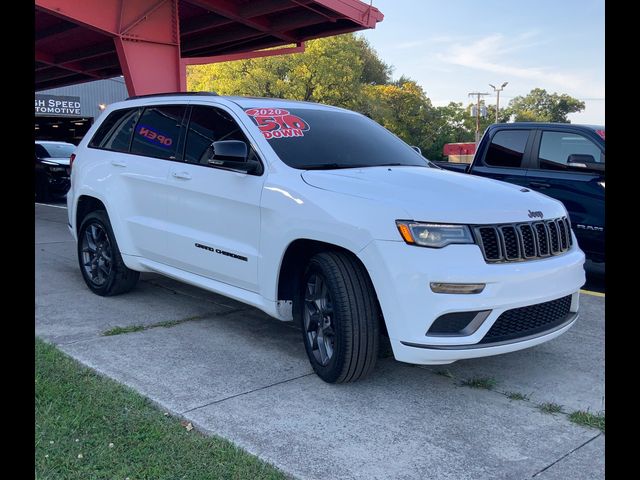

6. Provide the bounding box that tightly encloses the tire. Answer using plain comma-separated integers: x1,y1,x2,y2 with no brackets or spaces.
77,210,139,296
296,251,379,383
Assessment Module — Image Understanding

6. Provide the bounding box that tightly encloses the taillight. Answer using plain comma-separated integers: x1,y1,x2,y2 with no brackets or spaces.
70,153,76,171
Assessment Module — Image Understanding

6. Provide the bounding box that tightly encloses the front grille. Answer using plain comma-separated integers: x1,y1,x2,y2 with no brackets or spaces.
474,217,572,263
479,295,572,344
478,227,501,260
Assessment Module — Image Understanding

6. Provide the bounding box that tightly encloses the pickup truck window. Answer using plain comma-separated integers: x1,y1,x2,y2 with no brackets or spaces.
484,130,529,168
538,131,603,170
243,108,428,170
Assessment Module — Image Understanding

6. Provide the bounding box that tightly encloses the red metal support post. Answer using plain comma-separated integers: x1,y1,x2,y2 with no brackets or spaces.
114,0,182,95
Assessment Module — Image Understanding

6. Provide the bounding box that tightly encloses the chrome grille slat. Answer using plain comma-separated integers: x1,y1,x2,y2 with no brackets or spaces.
474,216,572,263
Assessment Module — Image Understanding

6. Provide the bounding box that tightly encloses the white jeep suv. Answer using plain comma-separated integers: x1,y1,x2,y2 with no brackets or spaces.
67,93,585,383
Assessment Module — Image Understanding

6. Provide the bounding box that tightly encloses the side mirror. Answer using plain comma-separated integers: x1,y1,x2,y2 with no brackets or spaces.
208,140,261,174
411,146,422,155
566,153,604,172
211,140,247,161
567,154,596,166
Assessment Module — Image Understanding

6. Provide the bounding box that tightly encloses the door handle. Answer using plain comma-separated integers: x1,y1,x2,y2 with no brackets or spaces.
529,181,551,189
111,160,127,167
172,171,192,180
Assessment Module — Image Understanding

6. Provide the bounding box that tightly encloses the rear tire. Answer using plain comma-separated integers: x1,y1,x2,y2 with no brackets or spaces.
77,210,139,296
296,251,379,383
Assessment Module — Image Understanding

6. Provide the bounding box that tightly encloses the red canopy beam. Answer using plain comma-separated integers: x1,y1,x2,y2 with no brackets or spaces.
35,0,384,95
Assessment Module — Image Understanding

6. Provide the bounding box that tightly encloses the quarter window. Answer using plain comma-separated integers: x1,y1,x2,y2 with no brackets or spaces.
130,105,186,160
184,106,257,166
538,131,603,170
89,108,141,152
484,130,529,168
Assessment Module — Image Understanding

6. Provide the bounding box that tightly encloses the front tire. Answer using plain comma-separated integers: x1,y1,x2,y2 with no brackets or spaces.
77,210,139,296
297,251,380,383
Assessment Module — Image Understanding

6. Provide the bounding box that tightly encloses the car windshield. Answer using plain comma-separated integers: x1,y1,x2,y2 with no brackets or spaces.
242,107,430,170
39,143,75,158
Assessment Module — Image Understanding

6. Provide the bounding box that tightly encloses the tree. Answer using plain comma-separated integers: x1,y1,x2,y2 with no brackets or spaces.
187,34,390,110
358,80,436,152
505,88,585,123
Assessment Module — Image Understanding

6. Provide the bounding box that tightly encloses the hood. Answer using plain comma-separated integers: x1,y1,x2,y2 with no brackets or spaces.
40,157,71,166
301,166,566,224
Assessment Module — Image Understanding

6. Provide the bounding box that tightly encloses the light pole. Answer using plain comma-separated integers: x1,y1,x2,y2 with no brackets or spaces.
489,82,508,123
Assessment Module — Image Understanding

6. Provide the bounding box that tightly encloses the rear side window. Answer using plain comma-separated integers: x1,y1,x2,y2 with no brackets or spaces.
89,108,141,152
538,131,603,169
484,130,529,168
130,105,186,160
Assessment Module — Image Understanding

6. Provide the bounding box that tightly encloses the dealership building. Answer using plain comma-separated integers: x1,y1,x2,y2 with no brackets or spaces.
35,77,127,144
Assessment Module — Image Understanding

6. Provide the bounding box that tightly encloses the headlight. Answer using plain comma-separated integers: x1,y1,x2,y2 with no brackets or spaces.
396,221,475,248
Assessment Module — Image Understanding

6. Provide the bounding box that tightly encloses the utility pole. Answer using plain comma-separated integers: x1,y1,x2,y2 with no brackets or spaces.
468,91,490,143
489,82,508,123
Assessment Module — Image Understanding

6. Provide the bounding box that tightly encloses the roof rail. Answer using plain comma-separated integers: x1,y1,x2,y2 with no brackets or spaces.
126,91,219,100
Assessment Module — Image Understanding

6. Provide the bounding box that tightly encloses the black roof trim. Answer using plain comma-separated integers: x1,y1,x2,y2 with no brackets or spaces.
486,122,604,129
126,91,218,100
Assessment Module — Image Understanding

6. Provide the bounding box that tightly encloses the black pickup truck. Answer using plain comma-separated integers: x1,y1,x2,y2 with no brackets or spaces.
435,123,605,262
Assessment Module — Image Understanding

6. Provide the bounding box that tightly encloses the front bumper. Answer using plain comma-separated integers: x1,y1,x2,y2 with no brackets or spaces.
47,172,70,194
358,239,585,365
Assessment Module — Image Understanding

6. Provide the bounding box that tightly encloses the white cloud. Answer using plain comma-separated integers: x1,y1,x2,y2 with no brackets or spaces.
434,33,603,98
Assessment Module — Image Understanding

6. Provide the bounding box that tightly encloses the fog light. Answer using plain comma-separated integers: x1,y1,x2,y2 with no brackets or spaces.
430,282,485,294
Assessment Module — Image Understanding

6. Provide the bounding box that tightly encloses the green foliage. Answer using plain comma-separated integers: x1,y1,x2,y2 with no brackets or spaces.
460,376,497,390
359,80,436,152
188,34,389,110
505,88,585,123
538,402,564,414
568,410,605,433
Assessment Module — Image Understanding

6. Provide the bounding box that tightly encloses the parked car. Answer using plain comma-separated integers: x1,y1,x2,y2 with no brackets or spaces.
67,94,585,383
35,140,76,201
435,123,605,262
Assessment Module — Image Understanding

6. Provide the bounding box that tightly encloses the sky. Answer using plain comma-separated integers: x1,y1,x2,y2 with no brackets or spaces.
360,0,604,124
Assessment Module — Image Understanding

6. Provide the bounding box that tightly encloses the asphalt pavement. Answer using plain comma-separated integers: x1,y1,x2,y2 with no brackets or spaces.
35,203,605,480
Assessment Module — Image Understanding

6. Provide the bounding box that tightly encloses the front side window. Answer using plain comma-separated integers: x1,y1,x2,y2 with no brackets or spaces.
242,107,429,169
538,131,603,170
484,130,529,168
89,108,141,152
184,106,257,166
130,105,186,160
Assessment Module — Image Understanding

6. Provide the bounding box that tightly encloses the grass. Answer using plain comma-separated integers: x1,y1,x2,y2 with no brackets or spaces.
435,369,455,379
102,325,145,336
506,391,530,401
569,410,605,433
102,316,203,336
35,338,286,480
538,402,564,415
460,376,497,390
